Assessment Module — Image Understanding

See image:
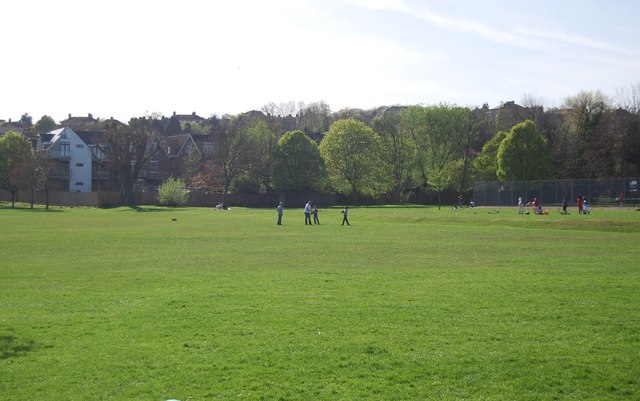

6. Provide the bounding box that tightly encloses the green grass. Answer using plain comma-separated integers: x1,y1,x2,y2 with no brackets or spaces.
1,203,640,400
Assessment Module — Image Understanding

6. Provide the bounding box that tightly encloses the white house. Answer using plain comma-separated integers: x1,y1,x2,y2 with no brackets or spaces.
38,127,93,192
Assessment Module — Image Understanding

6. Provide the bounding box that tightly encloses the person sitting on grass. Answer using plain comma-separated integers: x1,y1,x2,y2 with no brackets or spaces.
528,197,542,215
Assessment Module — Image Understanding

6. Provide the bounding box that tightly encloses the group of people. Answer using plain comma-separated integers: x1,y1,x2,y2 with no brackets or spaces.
575,195,590,214
455,195,475,209
518,195,591,215
303,201,321,225
520,196,543,215
276,201,350,226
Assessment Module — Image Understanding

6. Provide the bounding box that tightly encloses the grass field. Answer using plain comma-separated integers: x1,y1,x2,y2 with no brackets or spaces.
1,203,640,400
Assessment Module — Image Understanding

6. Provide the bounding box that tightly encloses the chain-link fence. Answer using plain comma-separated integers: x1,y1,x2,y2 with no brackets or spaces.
473,177,640,207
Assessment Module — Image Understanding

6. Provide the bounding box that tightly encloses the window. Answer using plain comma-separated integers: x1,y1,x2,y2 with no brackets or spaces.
76,163,84,167
150,160,159,174
75,182,84,186
60,141,70,157
76,144,85,148
90,145,106,160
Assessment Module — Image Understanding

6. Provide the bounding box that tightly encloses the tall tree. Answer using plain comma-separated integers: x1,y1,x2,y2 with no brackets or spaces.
241,121,277,193
105,118,159,206
472,130,508,182
33,115,57,134
451,110,478,193
19,113,33,127
371,112,412,201
297,101,331,137
319,119,383,202
563,90,610,178
272,130,326,193
402,104,470,191
165,115,183,136
496,120,550,182
614,84,640,175
0,132,35,207
211,115,259,195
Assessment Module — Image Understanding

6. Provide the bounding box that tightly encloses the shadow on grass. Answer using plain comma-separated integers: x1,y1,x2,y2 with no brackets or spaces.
110,205,190,213
0,203,64,212
0,335,45,359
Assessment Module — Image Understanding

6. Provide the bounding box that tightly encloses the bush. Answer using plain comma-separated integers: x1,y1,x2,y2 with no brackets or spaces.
157,177,188,206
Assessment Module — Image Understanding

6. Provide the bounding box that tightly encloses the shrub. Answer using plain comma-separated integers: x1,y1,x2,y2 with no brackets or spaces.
157,177,188,206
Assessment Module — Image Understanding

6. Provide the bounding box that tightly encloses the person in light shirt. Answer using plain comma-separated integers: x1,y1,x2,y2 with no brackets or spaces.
304,201,313,225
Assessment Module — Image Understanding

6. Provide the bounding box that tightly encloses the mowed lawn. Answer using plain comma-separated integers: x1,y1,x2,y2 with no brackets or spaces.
1,204,639,401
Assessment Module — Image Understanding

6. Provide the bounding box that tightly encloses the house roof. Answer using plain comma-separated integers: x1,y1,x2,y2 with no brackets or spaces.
59,114,98,130
76,130,107,146
0,121,29,136
172,112,205,124
165,134,199,157
37,128,72,150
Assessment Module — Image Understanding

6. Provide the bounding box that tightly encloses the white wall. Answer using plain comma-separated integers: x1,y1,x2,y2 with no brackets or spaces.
60,128,93,192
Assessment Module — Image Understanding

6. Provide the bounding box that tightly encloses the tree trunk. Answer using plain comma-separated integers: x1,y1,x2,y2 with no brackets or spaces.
122,186,135,206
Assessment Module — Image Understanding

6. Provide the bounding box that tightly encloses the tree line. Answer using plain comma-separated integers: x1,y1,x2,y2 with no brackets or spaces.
1,87,639,207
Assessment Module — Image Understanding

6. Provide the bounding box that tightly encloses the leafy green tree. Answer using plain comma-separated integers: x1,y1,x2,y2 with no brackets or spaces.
496,120,550,181
20,113,33,127
0,132,35,207
211,115,259,194
272,130,326,193
244,121,277,193
165,115,183,136
472,130,508,182
33,115,57,134
426,161,457,210
157,177,188,206
402,104,470,191
181,121,206,135
319,119,383,202
371,112,413,201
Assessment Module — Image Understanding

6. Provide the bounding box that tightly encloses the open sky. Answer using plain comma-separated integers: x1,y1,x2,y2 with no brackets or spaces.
2,0,639,123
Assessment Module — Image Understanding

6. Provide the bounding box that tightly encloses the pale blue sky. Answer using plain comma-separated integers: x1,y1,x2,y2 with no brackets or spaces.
2,0,639,123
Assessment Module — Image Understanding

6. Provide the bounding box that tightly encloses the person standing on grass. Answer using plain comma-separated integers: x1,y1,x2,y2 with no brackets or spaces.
341,206,350,226
518,196,524,214
304,200,313,225
532,197,541,214
577,194,583,214
276,202,284,225
312,204,320,225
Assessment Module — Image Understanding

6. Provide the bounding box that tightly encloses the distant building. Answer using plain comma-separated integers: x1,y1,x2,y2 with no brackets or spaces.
59,113,99,131
37,128,93,192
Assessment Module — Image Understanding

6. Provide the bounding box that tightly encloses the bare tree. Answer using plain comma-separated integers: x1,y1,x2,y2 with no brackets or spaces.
211,115,259,195
105,118,160,206
615,83,640,115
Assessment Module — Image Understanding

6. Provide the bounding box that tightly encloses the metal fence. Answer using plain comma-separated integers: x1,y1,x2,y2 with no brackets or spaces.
0,190,338,208
473,177,640,207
